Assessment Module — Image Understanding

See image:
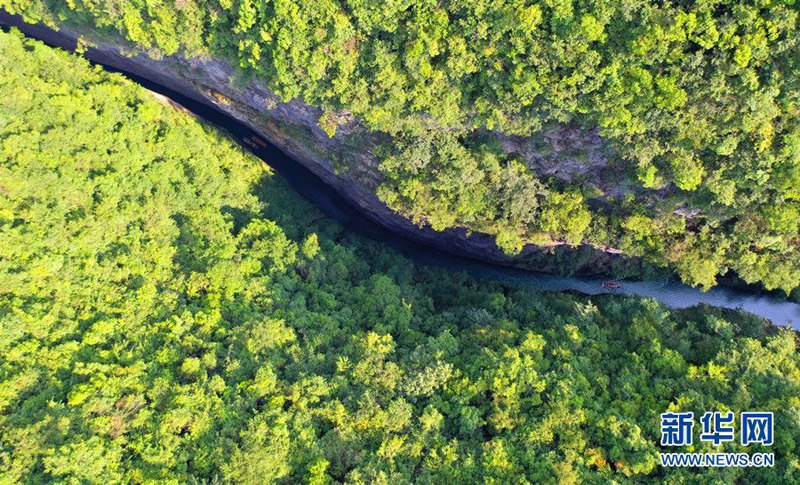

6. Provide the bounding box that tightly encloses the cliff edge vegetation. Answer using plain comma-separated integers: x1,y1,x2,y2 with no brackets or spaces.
2,31,800,483
3,0,798,293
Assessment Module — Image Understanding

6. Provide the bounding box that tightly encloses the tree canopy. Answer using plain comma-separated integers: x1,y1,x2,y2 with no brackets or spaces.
4,0,798,291
1,31,799,483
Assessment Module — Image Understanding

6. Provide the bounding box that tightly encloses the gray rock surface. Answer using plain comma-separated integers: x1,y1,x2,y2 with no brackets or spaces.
1,11,630,273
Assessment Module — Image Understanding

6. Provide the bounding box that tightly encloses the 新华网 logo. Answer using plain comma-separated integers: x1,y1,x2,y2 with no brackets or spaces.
658,411,774,467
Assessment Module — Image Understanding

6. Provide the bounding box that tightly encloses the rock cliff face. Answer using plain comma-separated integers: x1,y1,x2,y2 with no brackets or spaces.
1,11,628,273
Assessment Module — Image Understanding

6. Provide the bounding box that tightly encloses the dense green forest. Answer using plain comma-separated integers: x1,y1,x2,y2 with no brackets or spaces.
2,31,800,483
2,0,798,293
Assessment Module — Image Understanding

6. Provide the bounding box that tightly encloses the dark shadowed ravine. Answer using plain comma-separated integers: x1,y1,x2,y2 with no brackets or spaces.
3,16,799,328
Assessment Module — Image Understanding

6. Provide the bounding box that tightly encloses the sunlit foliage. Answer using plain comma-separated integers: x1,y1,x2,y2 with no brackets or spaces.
5,0,798,291
1,31,799,483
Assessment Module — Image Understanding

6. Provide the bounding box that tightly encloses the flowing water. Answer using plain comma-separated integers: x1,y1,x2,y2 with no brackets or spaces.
4,16,798,328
